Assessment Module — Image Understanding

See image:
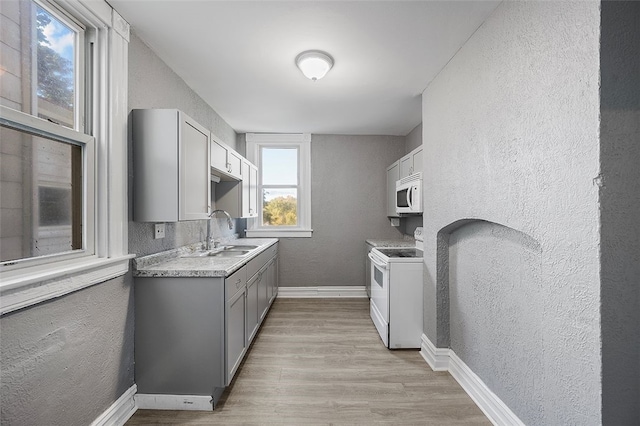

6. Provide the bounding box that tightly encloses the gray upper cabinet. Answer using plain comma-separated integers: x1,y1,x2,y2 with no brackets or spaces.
133,109,211,222
399,146,423,179
211,134,242,181
216,159,259,218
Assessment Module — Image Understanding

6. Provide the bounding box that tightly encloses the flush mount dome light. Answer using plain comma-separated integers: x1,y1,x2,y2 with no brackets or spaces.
295,50,334,81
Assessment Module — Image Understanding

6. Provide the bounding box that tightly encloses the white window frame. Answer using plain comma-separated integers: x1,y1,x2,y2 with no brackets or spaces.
0,0,133,315
245,133,312,238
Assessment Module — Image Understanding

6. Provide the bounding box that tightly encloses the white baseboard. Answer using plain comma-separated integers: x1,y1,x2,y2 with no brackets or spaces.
134,393,213,411
277,286,367,298
448,351,525,426
420,334,450,371
91,384,137,426
419,334,524,426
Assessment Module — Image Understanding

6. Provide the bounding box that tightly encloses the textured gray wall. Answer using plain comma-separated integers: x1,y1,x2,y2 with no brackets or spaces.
405,123,422,153
279,134,405,288
128,32,239,257
599,1,640,423
421,1,601,424
0,275,134,426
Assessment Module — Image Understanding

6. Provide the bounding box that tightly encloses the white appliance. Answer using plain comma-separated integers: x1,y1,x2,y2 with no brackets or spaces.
368,227,424,349
395,172,423,214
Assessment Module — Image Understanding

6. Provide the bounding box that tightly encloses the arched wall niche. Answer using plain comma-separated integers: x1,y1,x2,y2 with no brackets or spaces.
434,218,541,347
436,218,545,424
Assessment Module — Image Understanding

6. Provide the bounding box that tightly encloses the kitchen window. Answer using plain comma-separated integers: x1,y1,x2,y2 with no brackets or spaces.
245,133,312,238
0,0,132,314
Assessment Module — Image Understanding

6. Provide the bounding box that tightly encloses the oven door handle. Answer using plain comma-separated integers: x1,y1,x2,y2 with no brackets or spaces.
368,252,388,269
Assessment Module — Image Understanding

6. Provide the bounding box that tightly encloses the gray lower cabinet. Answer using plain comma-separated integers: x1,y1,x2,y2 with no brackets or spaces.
134,276,227,407
134,242,279,411
245,245,278,347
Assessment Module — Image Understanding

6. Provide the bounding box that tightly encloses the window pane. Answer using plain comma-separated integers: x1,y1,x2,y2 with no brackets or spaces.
262,188,297,226
262,148,297,185
36,4,76,128
0,1,77,129
0,126,82,263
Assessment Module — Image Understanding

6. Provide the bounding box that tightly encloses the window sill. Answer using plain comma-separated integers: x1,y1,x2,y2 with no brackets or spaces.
0,254,135,315
245,229,313,238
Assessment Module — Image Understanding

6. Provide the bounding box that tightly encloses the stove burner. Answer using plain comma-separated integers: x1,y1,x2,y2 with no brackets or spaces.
377,248,424,258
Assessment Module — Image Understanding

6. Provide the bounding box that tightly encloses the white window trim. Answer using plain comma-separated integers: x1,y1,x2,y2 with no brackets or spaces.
0,0,132,315
245,133,312,238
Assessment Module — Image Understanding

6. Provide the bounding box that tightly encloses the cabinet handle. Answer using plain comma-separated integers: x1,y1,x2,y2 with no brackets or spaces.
235,278,242,289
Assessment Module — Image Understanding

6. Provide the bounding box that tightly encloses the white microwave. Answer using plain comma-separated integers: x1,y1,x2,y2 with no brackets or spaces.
396,173,422,214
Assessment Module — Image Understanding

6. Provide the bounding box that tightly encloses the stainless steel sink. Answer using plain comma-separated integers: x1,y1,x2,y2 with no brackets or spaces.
222,245,258,251
181,244,257,258
210,250,250,257
181,249,250,258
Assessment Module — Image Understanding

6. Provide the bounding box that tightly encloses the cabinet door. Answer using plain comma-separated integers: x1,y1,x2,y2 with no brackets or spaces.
411,148,423,175
386,162,400,217
246,274,259,344
267,257,278,305
179,114,211,220
241,161,251,217
399,154,413,179
273,255,278,298
248,164,258,218
225,287,246,385
257,267,269,322
210,138,228,173
227,150,242,180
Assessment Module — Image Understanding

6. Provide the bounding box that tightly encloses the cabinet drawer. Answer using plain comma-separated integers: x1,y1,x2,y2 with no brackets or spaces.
225,267,246,300
247,243,278,279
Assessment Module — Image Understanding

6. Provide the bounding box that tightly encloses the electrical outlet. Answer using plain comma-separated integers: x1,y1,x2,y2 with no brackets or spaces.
154,223,165,239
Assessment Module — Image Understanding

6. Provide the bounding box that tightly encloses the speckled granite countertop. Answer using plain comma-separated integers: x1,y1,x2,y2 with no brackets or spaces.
133,238,278,278
366,236,415,247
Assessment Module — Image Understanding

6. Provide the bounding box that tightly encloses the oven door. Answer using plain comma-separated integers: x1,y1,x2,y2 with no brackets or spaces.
368,250,390,346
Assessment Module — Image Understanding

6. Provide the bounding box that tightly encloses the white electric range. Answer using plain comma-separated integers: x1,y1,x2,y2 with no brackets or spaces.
368,227,423,349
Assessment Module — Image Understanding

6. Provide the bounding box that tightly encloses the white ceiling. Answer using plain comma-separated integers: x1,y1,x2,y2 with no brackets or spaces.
109,1,500,136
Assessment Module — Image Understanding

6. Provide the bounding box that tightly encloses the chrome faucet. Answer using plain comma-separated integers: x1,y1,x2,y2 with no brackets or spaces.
206,209,234,250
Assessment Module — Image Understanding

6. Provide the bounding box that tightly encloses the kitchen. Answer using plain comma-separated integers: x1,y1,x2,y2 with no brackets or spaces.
1,1,638,426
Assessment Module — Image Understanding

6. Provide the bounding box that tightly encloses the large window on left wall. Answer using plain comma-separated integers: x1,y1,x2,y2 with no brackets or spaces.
1,0,93,265
0,0,131,314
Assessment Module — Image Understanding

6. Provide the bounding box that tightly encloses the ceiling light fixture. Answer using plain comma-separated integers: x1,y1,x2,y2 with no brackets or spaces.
295,50,334,81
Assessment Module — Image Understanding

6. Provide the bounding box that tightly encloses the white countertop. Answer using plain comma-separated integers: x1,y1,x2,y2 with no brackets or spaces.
133,238,278,278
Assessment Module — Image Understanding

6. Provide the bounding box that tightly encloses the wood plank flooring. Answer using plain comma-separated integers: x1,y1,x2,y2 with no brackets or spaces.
127,298,490,425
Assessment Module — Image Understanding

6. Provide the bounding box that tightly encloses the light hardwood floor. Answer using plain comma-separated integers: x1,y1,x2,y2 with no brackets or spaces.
127,298,490,425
